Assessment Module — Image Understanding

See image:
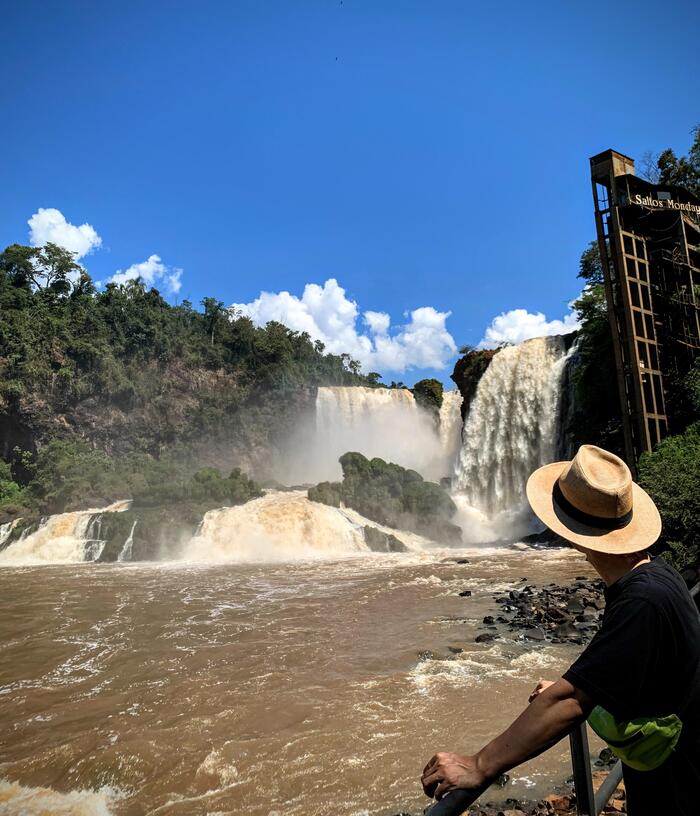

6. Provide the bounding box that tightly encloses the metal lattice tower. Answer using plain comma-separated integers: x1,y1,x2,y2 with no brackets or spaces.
590,149,700,466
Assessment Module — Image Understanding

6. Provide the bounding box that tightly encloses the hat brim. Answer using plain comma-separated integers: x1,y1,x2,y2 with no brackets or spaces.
526,462,662,554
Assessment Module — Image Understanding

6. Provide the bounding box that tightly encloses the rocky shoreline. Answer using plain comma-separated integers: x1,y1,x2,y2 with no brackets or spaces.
472,576,606,647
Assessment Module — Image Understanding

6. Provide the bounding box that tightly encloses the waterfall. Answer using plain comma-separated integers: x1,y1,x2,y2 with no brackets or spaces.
452,335,572,541
0,501,129,565
180,490,432,562
307,386,456,483
438,390,463,468
0,518,21,549
117,520,138,562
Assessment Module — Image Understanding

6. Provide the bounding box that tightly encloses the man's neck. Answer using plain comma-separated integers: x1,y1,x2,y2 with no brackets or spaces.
587,551,651,586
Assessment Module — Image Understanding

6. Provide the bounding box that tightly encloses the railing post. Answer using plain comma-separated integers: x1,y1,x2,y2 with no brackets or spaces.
569,722,596,816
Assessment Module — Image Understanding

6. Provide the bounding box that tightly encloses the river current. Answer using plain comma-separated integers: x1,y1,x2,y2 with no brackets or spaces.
0,546,598,816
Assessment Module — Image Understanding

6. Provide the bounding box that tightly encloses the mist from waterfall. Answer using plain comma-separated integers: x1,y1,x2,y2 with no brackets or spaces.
452,335,572,543
286,386,462,484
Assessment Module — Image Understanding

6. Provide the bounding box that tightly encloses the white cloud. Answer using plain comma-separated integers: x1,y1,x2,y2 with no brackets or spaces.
108,254,183,295
364,310,391,335
28,207,102,259
478,305,580,348
230,278,457,374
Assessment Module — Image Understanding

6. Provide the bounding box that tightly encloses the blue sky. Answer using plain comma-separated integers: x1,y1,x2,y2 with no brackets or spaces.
2,0,699,384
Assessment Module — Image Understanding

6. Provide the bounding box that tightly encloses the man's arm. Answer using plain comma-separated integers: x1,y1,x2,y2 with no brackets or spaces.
422,678,594,800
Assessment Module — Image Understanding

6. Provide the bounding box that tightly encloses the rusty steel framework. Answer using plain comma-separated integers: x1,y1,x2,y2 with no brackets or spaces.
590,149,700,466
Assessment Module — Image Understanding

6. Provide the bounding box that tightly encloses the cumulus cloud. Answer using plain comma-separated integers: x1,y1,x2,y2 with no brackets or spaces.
230,278,457,374
478,305,580,348
28,207,102,259
108,254,183,295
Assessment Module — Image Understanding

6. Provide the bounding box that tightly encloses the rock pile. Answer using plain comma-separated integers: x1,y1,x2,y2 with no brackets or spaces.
475,578,606,645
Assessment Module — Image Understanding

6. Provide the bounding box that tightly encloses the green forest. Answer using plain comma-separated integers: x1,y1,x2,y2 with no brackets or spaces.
0,242,373,518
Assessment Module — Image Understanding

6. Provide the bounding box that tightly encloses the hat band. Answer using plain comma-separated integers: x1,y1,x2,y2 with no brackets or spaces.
553,482,633,530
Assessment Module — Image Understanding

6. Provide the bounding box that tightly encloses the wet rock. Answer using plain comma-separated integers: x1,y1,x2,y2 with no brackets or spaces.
553,622,578,639
363,525,407,552
526,626,546,641
448,646,463,654
459,589,473,597
475,633,496,643
475,577,606,645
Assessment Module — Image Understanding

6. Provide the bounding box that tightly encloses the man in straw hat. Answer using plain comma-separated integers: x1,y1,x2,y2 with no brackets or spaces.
421,444,699,816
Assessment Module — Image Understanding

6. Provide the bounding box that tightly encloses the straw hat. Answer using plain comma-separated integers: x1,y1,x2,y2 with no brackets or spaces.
526,444,661,554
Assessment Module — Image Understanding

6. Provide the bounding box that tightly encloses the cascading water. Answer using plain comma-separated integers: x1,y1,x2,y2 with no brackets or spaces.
118,520,138,562
438,389,464,465
0,501,129,565
452,335,573,542
0,518,20,548
308,386,460,483
180,490,425,563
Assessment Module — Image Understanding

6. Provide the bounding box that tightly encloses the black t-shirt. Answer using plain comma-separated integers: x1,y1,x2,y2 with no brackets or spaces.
563,558,700,816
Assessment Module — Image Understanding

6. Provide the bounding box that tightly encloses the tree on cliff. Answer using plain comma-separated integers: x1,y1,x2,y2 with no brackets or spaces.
639,125,700,197
657,125,700,197
0,242,81,292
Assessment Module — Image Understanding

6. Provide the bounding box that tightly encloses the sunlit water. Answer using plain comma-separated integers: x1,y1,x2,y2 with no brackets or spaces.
0,546,600,815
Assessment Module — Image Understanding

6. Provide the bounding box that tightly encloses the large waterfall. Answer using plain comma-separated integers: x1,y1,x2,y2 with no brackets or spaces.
305,386,462,483
452,335,572,542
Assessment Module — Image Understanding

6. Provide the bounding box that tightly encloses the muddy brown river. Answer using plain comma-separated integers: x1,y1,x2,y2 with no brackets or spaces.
0,547,599,815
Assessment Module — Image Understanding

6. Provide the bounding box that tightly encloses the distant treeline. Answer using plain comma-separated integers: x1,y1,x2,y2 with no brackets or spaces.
0,243,371,518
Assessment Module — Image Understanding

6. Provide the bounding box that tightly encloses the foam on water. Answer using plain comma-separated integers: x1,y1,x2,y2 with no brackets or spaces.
181,491,370,562
0,778,121,815
411,644,561,691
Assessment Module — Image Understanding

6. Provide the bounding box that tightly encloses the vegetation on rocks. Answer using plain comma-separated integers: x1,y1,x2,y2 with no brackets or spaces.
412,378,443,414
308,452,461,543
639,362,700,573
134,466,263,508
451,347,498,419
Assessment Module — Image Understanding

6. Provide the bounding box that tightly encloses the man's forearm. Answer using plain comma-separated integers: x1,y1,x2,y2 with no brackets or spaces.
475,679,591,781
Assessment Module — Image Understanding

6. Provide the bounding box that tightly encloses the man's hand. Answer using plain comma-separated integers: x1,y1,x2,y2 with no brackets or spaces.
528,679,555,703
421,751,488,800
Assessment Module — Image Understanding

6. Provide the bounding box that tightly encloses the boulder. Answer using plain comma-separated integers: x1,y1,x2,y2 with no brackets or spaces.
363,525,407,553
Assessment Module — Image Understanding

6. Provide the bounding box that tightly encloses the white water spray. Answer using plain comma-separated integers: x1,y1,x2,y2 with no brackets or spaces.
438,389,464,466
0,501,129,565
452,336,572,542
117,520,138,562
180,490,428,563
304,386,460,483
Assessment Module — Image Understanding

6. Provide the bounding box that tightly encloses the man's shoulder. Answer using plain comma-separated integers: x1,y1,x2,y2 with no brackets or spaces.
613,559,687,609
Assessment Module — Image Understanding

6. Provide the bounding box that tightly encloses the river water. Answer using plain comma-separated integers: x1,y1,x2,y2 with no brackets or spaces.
0,546,598,816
